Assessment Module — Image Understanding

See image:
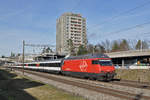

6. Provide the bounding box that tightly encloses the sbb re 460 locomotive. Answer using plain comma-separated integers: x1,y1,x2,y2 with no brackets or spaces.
11,54,116,81
61,54,116,81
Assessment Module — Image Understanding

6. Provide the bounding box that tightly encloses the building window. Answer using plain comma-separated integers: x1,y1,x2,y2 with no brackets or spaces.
71,17,77,20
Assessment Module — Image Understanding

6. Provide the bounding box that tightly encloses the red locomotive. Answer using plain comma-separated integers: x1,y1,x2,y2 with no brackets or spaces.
61,54,116,80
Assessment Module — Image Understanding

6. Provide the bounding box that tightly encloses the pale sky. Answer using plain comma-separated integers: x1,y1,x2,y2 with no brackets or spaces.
0,0,150,56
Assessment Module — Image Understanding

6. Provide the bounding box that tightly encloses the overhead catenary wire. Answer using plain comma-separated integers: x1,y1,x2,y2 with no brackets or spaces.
24,43,56,54
91,0,150,29
25,44,55,47
87,21,150,41
106,21,150,36
87,0,150,42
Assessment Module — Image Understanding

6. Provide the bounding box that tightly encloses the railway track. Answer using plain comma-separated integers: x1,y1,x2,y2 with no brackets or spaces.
13,69,150,100
121,80,150,85
118,79,150,87
110,80,150,90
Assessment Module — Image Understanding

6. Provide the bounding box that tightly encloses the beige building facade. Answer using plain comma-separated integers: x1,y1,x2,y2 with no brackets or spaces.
56,12,87,54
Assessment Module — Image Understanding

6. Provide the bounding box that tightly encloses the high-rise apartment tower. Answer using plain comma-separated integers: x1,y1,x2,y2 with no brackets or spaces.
56,12,87,54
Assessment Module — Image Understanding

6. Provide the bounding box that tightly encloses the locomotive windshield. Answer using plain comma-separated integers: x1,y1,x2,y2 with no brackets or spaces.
99,60,113,66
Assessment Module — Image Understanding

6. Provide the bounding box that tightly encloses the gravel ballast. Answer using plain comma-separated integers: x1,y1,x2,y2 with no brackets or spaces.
14,70,126,100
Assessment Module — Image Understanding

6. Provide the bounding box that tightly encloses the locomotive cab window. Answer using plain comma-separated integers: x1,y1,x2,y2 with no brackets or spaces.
92,60,99,64
99,60,113,66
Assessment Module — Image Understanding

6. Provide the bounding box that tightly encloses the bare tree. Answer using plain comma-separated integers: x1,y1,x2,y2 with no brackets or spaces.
142,40,149,49
95,44,106,53
87,44,95,53
128,39,137,50
101,40,111,52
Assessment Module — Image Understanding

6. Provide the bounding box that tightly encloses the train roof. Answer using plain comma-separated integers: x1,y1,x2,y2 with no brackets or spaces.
65,54,109,60
16,59,62,64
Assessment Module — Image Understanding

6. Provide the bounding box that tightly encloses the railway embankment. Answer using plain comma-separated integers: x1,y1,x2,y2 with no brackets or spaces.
3,67,150,100
115,69,150,83
0,68,85,100
14,69,150,100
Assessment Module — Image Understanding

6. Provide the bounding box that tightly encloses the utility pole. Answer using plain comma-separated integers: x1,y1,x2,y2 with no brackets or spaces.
21,41,55,74
22,40,25,75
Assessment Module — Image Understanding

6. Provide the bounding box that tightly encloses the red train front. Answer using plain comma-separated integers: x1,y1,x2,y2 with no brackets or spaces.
61,54,116,81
